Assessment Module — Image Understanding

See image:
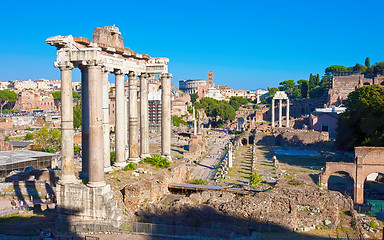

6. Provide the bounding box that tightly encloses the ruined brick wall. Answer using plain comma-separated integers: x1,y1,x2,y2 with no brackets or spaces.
328,75,384,106
355,147,384,165
275,129,329,146
0,140,12,151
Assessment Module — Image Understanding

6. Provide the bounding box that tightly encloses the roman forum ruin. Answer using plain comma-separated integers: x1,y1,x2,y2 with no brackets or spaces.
46,26,171,223
271,91,290,128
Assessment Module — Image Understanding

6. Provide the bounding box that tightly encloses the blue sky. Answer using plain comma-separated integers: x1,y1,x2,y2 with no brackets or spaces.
0,0,383,90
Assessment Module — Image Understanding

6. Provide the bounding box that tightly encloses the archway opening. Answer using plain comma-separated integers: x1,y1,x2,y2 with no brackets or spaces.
381,81,384,86
241,138,248,146
328,171,354,198
364,173,384,201
363,82,370,86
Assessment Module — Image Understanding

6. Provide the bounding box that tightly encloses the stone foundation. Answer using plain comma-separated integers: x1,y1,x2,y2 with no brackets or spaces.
56,183,122,227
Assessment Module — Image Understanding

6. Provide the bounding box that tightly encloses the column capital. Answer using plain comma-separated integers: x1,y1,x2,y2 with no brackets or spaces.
128,71,136,79
114,69,124,76
139,73,149,79
55,61,74,70
160,73,172,79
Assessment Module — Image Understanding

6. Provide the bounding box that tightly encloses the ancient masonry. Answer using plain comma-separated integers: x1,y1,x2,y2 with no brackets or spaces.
271,91,290,128
46,26,171,225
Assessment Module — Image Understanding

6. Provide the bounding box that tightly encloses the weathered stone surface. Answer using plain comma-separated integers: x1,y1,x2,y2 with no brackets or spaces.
121,163,189,219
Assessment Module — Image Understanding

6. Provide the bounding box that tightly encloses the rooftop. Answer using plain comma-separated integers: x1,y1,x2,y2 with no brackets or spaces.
0,150,58,167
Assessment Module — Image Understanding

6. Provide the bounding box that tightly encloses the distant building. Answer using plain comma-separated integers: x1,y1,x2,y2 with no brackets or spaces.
179,79,207,94
206,87,225,101
309,106,346,137
13,79,37,90
0,150,58,178
148,91,162,131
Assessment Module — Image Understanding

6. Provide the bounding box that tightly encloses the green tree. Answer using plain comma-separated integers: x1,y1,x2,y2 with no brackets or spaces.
190,93,198,104
297,79,309,98
229,96,248,111
34,126,61,150
0,90,17,115
337,85,384,149
74,145,81,155
365,57,370,68
372,62,384,75
73,105,82,129
52,90,79,99
325,65,348,75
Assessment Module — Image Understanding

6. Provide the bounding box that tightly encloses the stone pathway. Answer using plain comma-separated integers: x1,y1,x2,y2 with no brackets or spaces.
221,145,253,185
253,145,277,187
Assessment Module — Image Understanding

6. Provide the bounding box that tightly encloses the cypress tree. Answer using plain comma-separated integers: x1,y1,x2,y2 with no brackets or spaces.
365,57,370,68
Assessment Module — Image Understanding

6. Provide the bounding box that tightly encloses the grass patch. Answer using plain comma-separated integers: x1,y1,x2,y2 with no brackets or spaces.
144,155,171,168
192,178,207,185
124,163,136,171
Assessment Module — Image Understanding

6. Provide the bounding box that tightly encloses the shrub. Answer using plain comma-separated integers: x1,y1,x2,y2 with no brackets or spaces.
45,145,55,153
144,154,171,168
4,135,10,141
110,151,116,166
124,163,136,171
74,145,81,155
192,178,207,185
24,133,34,141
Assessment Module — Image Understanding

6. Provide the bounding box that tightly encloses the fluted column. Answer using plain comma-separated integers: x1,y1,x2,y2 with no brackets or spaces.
160,73,172,160
286,99,290,128
59,62,77,184
102,69,112,172
140,73,150,158
114,70,127,167
193,107,197,136
79,66,89,179
129,72,140,163
279,99,282,128
271,99,275,128
87,63,105,187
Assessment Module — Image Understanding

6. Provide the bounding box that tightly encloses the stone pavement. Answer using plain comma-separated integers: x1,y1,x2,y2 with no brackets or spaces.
253,145,277,187
221,145,253,185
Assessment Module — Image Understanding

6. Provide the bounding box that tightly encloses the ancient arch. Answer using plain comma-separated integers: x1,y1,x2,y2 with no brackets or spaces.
363,82,370,86
241,138,248,146
320,147,384,204
381,81,384,86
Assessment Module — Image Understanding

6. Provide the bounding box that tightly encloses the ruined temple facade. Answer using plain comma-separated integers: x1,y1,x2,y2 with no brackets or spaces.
46,26,172,226
328,73,384,106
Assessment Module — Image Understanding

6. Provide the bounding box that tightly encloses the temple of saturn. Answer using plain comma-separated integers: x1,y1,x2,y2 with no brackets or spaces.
46,26,171,225
271,91,290,128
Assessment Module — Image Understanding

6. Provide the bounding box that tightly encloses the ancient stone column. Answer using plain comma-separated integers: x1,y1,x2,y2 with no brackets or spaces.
113,70,127,167
80,66,89,179
228,143,233,168
286,99,290,128
140,73,150,158
279,99,282,128
102,70,112,172
193,107,197,136
87,63,105,187
129,72,140,163
271,99,275,128
59,63,77,184
161,73,172,160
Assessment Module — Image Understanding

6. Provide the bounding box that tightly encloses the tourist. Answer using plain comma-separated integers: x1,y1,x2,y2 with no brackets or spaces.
11,198,16,209
39,229,44,240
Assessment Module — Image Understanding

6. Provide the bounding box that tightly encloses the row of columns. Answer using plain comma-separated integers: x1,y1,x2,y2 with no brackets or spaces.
271,98,290,128
59,61,172,187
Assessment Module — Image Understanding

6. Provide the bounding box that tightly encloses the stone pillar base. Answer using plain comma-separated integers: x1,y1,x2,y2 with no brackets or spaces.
59,175,80,185
128,158,140,164
162,155,172,162
56,183,122,229
140,154,151,159
104,166,114,173
87,181,106,188
113,161,128,169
